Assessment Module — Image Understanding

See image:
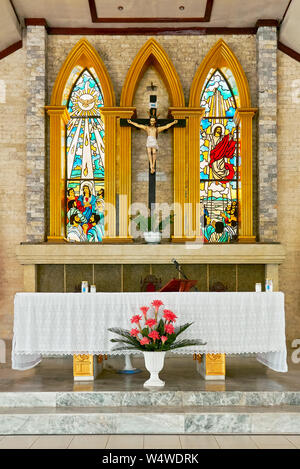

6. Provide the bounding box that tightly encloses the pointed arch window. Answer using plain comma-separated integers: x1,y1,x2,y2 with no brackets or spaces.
189,40,257,243
66,68,105,243
200,68,240,243
46,39,115,242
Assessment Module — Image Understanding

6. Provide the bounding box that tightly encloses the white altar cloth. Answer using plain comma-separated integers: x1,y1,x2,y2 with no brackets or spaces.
12,292,288,372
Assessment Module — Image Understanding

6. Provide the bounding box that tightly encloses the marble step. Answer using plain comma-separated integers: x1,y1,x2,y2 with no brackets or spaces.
1,391,300,408
0,406,300,435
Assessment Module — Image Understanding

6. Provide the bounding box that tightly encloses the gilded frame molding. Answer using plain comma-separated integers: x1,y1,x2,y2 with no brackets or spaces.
189,39,257,242
46,39,116,241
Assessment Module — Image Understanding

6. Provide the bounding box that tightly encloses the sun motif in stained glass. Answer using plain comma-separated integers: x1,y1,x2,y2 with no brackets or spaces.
68,69,104,117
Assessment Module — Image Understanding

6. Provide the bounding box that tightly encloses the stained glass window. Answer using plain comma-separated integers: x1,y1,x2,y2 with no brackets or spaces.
200,69,240,243
66,69,105,243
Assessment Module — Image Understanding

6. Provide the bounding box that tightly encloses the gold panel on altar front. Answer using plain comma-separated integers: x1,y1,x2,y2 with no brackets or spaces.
73,354,94,378
206,353,226,376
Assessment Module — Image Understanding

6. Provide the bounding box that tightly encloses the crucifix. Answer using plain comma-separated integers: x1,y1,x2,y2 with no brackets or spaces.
120,83,186,211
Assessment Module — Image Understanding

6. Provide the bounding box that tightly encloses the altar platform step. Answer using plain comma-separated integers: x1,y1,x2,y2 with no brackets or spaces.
1,390,300,408
1,355,300,434
0,405,300,435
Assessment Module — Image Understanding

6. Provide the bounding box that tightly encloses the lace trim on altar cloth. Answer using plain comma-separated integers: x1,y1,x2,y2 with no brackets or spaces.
12,348,285,356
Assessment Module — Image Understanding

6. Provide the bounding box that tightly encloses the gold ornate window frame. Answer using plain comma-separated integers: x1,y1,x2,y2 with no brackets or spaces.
45,38,116,241
45,38,256,244
189,39,257,243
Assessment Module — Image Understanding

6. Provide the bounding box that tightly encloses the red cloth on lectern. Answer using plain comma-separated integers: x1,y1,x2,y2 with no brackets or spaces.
209,134,236,181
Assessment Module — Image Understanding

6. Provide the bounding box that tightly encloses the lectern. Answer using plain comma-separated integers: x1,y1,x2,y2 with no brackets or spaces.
159,278,198,292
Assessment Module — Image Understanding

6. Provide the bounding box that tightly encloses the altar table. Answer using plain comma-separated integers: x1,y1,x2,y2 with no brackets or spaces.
12,292,288,373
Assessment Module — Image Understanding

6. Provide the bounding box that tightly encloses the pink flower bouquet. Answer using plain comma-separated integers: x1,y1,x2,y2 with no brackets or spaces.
108,300,206,352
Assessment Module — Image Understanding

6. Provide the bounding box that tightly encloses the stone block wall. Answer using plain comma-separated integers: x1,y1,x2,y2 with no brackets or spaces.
132,66,172,215
256,26,278,242
277,50,300,344
25,25,47,242
0,48,26,339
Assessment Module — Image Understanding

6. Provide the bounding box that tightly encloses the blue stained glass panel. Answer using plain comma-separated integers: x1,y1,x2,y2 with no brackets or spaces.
66,69,105,243
200,68,240,243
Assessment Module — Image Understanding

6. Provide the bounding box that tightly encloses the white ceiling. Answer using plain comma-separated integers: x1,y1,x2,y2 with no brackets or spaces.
0,0,299,57
280,0,300,52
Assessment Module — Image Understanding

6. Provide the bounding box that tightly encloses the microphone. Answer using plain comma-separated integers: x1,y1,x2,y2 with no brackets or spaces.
172,258,188,280
172,258,198,291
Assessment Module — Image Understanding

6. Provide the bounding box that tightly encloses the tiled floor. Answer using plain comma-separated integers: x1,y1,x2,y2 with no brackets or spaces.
0,434,299,449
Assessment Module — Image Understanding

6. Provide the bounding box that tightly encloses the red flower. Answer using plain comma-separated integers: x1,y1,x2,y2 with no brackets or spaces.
140,306,149,318
165,323,175,335
148,330,160,342
145,319,157,328
130,315,142,324
140,337,150,345
161,335,168,344
163,309,177,323
151,300,164,309
130,328,140,337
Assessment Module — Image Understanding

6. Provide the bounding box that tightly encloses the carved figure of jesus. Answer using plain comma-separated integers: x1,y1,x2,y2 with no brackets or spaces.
127,117,178,173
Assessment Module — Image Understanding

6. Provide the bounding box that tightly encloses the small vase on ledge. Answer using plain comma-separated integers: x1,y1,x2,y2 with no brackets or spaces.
143,231,162,244
143,351,166,387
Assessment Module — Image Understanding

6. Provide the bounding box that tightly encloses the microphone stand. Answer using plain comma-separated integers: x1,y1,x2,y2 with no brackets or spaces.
172,259,199,291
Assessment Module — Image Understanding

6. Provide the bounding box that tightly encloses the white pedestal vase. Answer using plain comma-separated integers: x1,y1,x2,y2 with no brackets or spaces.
143,351,166,387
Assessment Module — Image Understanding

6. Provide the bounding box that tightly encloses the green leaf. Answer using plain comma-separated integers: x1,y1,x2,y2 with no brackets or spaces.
141,327,149,336
111,345,143,352
158,214,175,231
168,339,206,350
157,319,165,336
173,322,194,337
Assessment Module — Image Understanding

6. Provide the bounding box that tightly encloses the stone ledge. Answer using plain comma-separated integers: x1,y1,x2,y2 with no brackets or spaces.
16,243,285,265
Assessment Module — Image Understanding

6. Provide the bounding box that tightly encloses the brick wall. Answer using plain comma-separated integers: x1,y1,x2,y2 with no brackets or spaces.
25,26,47,242
278,50,300,343
47,35,258,111
257,26,278,242
132,66,172,214
0,48,26,339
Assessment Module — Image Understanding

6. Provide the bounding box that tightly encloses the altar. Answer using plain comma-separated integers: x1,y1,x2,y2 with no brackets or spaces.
12,291,288,382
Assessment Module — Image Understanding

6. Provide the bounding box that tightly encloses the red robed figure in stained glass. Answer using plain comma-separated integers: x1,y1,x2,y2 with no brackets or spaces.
209,133,236,182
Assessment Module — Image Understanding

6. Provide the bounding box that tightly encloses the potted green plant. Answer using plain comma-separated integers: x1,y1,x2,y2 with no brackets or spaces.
130,212,174,244
108,300,206,387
